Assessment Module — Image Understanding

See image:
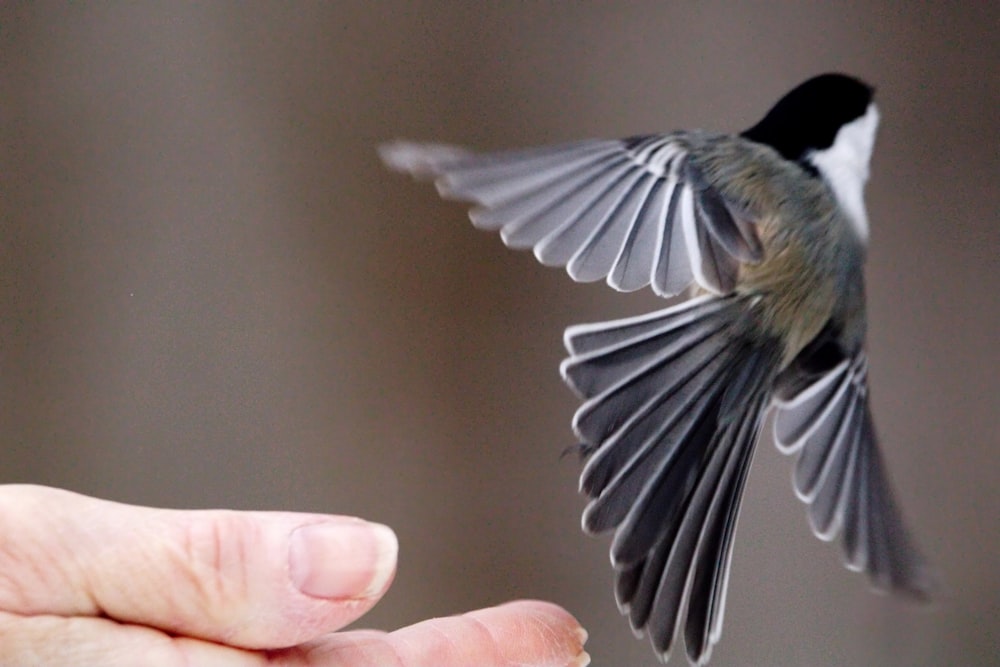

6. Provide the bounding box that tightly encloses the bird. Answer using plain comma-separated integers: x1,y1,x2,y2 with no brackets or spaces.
379,73,935,664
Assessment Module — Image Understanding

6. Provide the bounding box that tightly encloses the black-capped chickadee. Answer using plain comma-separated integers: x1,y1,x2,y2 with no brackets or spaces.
380,73,934,664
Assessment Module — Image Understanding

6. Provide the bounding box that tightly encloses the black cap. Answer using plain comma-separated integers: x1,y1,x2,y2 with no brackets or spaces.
741,73,875,164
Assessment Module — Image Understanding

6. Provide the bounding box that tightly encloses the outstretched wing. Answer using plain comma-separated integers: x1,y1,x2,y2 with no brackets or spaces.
380,136,762,297
773,345,937,599
561,295,781,663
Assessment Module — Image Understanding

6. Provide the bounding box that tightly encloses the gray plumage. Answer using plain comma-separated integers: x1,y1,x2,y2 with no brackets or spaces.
379,75,935,664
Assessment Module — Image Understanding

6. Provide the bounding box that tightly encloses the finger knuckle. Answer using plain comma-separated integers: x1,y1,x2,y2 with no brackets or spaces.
169,512,259,624
0,488,79,614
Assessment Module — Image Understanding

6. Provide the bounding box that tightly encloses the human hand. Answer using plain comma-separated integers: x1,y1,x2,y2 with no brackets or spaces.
0,485,589,666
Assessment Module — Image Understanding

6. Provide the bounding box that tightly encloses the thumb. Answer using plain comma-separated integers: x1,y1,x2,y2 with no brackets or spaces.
0,485,398,648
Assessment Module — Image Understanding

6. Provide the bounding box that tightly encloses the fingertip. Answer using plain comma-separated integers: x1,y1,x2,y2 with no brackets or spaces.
491,599,586,635
468,600,590,666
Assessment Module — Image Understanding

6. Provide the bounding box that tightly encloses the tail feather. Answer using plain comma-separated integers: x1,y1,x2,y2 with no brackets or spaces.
845,410,932,596
807,409,860,539
562,295,782,663
795,388,862,504
774,347,938,600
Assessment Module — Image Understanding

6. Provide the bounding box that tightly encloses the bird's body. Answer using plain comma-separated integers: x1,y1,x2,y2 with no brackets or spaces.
380,74,932,664
669,131,864,359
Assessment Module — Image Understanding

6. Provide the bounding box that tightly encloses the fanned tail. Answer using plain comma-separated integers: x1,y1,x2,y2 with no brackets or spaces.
773,344,938,601
561,295,782,664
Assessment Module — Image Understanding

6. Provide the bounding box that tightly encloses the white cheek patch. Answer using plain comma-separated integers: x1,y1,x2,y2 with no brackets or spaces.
808,103,880,241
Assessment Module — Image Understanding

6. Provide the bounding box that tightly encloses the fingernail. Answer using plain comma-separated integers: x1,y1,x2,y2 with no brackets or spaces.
289,521,398,599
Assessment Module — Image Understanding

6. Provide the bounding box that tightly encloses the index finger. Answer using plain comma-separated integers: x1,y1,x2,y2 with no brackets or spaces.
0,600,589,667
273,600,590,667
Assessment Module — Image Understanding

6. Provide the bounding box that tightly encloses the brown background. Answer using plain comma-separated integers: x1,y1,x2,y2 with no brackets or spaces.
2,3,998,666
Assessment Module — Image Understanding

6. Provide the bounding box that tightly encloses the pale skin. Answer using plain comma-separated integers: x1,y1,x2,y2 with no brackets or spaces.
0,485,590,667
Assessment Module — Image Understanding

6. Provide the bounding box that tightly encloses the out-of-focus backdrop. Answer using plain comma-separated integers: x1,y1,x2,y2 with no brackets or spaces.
2,3,998,665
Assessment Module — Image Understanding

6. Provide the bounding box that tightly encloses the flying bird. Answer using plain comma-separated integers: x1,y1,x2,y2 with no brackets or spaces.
380,73,935,664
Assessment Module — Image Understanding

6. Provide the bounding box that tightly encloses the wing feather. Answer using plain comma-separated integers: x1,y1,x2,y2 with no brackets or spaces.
380,136,760,298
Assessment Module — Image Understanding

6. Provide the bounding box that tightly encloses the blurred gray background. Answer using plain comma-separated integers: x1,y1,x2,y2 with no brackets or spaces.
2,3,998,665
